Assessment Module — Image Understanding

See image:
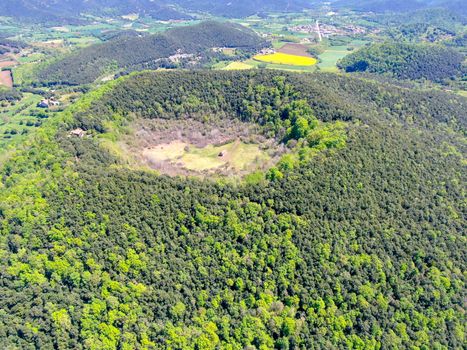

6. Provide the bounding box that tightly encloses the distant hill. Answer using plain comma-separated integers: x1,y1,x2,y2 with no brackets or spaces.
38,21,268,85
0,0,85,24
173,0,313,17
0,0,314,23
332,0,467,16
332,0,426,13
0,0,191,23
2,1,465,23
337,42,465,82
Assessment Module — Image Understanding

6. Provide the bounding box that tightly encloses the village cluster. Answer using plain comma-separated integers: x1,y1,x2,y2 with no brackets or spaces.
289,22,366,37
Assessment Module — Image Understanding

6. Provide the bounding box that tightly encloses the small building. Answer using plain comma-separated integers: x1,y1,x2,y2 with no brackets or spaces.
37,99,49,108
69,128,86,138
259,48,276,55
37,99,60,108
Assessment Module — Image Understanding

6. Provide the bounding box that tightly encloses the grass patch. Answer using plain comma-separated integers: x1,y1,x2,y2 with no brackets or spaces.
0,92,43,155
222,62,253,70
17,53,46,64
318,49,349,71
143,139,269,172
12,62,40,86
318,41,369,72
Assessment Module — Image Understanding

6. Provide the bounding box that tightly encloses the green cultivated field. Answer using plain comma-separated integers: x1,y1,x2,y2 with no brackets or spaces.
0,93,43,156
318,40,369,72
318,48,349,71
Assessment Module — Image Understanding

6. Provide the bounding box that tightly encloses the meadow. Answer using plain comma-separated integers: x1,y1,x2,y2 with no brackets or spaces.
0,92,43,156
317,49,349,71
317,40,369,72
142,139,271,175
222,61,253,70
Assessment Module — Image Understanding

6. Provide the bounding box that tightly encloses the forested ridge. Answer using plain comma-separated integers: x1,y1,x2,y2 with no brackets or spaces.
0,70,466,349
37,21,267,85
78,70,466,133
2,0,465,24
337,41,465,82
334,0,467,16
0,0,313,23
0,0,190,23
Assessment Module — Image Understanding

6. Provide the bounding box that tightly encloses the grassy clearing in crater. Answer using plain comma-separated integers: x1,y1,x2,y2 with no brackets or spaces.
101,117,282,177
143,139,269,172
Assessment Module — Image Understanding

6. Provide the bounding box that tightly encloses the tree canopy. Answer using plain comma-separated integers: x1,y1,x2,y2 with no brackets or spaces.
0,70,465,349
337,41,465,82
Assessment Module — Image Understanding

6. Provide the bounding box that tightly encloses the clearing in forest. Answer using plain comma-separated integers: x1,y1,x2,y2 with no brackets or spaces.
222,61,253,70
143,139,268,172
106,118,283,177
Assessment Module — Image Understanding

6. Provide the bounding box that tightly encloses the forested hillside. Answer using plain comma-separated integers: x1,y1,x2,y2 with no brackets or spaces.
333,0,467,15
37,21,267,85
337,42,465,82
0,0,313,23
2,0,466,24
333,0,426,13
0,70,465,349
0,0,190,23
368,8,466,43
172,0,313,17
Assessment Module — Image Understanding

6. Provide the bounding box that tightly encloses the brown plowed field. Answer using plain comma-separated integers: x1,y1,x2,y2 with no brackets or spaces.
278,43,313,58
0,70,13,87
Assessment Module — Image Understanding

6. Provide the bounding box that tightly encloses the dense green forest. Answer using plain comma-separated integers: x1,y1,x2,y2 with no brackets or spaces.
37,21,267,85
79,70,465,131
337,41,465,82
0,70,465,349
368,8,465,42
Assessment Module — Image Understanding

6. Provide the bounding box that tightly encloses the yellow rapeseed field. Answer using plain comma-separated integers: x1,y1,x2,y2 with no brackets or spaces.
253,52,317,66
